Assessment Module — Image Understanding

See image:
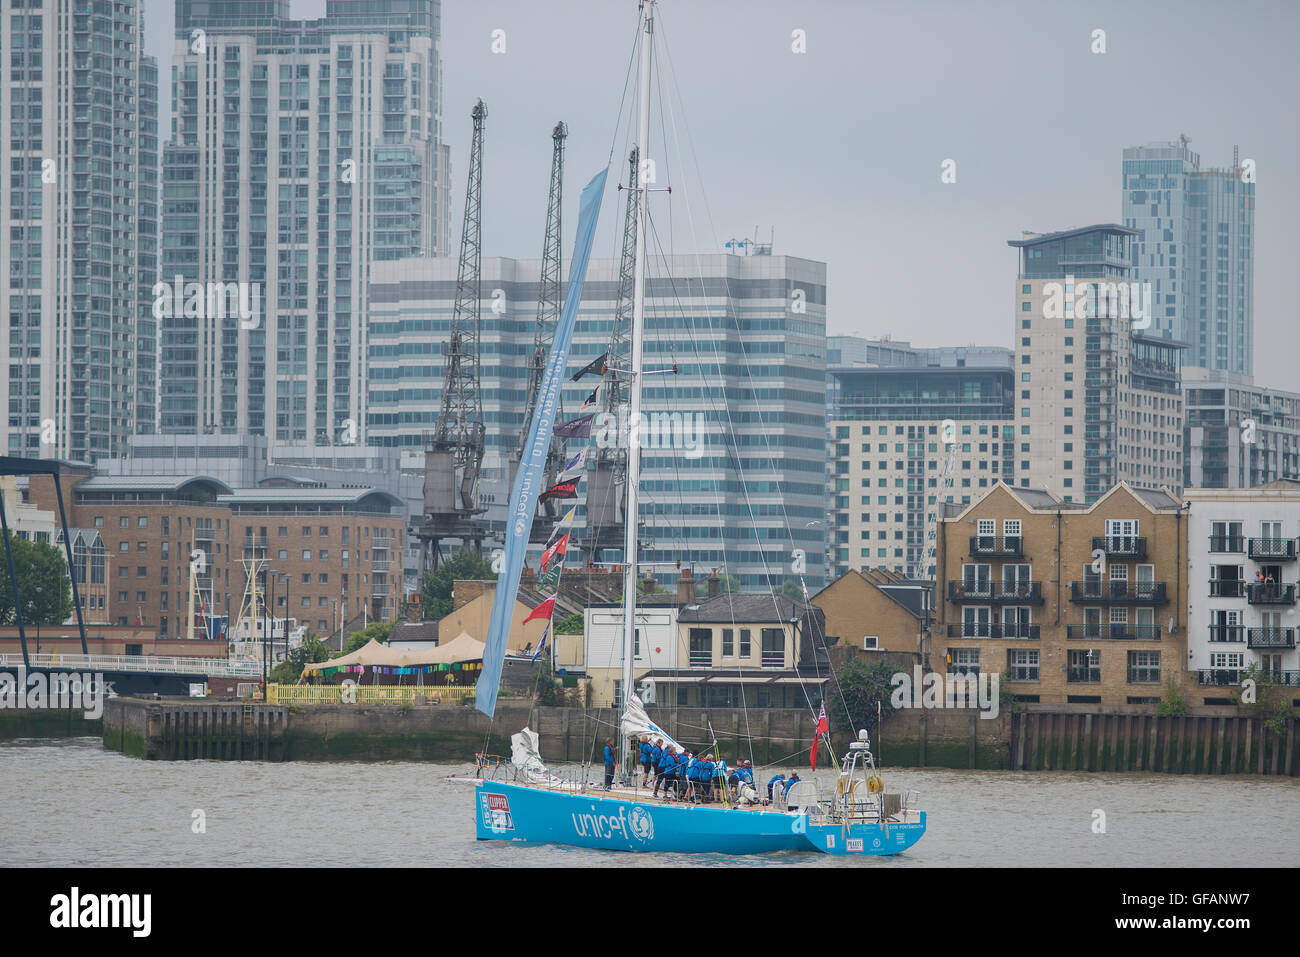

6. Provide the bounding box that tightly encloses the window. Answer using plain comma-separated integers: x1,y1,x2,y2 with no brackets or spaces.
688,628,712,667
302,550,311,560
721,628,734,657
1008,649,1039,682
760,628,785,668
949,648,980,675
120,517,129,528
137,517,147,528
1068,649,1101,683
303,526,312,537
1127,651,1160,684
739,629,751,657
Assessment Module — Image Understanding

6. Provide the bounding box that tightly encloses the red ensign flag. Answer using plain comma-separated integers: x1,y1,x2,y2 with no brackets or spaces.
811,704,828,770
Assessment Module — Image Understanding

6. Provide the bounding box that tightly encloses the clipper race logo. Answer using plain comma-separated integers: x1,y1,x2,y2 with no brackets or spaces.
481,792,514,832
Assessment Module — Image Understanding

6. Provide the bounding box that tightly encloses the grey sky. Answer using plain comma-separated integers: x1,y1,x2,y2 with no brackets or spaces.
147,0,1300,387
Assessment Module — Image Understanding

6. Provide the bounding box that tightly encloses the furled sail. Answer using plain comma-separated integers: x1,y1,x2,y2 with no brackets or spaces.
620,693,686,755
474,167,608,718
510,727,547,773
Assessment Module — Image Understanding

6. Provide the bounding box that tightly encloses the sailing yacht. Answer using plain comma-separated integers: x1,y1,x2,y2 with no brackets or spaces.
471,0,925,856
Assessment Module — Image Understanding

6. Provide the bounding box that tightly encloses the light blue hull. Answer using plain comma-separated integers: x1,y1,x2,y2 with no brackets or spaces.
475,781,926,856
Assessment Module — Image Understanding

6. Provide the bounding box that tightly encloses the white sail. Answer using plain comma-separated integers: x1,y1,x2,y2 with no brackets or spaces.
620,693,686,755
510,727,547,773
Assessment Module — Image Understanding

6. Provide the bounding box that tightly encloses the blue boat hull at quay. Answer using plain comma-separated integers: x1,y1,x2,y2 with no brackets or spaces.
474,780,926,856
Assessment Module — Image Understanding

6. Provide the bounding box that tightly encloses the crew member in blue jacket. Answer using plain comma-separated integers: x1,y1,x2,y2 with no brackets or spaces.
603,738,616,789
674,749,690,800
653,745,675,798
697,755,714,803
639,736,654,787
767,773,786,803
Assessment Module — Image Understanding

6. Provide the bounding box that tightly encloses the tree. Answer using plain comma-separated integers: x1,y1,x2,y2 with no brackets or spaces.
270,635,332,683
419,549,497,620
341,620,394,655
695,573,740,598
826,657,899,736
775,581,804,602
0,533,73,626
554,612,583,635
532,658,562,706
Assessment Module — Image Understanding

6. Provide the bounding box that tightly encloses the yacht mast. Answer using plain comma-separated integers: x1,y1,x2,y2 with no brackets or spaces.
620,0,653,778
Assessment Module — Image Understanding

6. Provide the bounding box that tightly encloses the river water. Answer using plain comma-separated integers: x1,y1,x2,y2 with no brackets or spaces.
3,737,1296,867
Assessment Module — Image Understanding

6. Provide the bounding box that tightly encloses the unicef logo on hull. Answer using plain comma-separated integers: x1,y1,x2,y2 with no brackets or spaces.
628,806,654,843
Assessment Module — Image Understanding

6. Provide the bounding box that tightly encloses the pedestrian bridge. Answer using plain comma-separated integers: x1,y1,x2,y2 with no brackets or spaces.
0,652,262,680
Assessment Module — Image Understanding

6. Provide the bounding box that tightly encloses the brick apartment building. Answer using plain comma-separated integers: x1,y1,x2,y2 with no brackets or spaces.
935,482,1188,706
26,468,405,641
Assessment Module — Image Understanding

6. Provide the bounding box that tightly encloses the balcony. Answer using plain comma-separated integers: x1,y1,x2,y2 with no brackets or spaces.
947,581,1043,604
1247,627,1296,649
1208,580,1246,598
1209,535,1244,553
1091,536,1146,559
945,623,1040,640
1248,583,1296,606
1069,581,1168,604
1198,669,1241,687
1208,626,1244,643
1248,537,1297,561
969,535,1023,558
1066,624,1160,640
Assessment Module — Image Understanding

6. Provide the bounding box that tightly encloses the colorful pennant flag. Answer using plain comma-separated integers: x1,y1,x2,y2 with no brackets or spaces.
541,532,570,573
535,565,563,592
524,594,557,625
548,506,578,543
540,480,578,501
571,352,607,381
531,623,551,662
552,414,595,439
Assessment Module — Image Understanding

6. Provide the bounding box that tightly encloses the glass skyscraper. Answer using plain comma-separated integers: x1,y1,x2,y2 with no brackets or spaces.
368,252,829,591
160,0,450,440
1,0,159,461
1121,137,1255,375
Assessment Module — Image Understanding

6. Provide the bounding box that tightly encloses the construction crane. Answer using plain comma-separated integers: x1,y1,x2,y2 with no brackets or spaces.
413,99,489,572
510,121,568,543
582,147,639,560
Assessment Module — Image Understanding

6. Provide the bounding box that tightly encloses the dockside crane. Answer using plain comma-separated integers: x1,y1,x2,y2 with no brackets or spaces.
510,121,568,544
581,147,639,560
413,99,489,572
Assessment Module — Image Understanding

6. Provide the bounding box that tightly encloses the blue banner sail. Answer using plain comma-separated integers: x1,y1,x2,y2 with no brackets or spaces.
475,166,608,717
